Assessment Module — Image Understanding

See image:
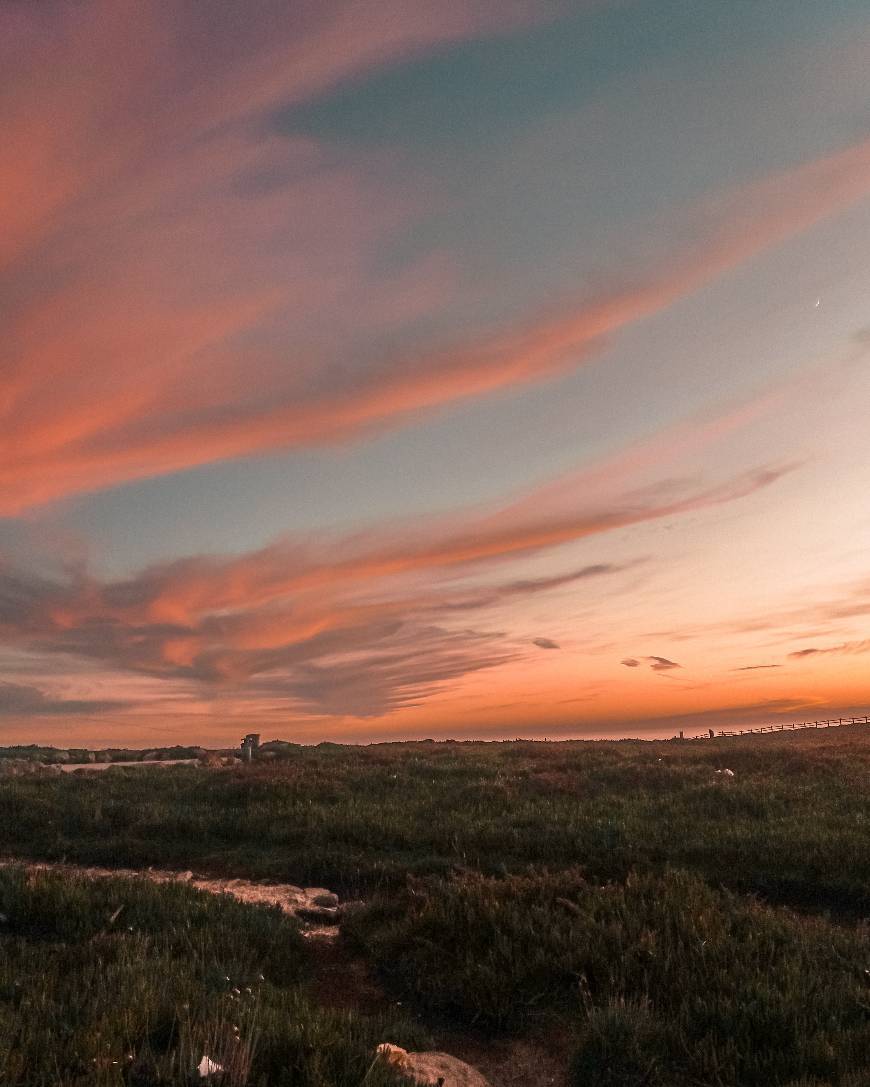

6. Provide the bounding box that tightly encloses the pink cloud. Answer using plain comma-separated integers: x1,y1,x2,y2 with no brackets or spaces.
1,1,869,513
0,430,791,716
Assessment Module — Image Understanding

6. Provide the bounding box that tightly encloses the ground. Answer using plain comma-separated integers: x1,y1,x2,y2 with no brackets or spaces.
2,726,870,1085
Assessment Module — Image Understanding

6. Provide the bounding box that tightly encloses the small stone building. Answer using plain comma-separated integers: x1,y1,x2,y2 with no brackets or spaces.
240,733,261,760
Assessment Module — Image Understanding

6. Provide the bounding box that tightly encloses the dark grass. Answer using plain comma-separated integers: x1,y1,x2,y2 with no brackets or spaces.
3,729,870,914
4,728,870,1084
343,868,870,1085
0,867,429,1086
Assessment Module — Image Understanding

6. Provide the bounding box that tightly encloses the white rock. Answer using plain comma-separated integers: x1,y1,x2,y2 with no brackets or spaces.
197,1054,223,1077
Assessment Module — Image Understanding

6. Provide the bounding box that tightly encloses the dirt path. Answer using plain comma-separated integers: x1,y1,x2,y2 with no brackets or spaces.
0,857,340,936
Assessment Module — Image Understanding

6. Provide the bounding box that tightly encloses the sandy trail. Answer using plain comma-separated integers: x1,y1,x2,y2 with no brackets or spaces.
59,760,198,772
0,857,341,938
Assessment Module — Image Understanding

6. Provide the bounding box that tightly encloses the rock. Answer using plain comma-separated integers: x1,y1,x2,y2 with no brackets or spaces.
402,1052,492,1087
197,1054,223,1078
310,891,339,908
377,1045,408,1068
375,1044,491,1087
296,905,339,924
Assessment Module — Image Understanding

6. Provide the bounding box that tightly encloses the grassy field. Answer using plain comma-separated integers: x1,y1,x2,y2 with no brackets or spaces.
0,866,428,1086
2,727,870,1084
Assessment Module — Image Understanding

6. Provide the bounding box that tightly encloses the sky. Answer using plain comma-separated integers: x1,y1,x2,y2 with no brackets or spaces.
1,0,870,747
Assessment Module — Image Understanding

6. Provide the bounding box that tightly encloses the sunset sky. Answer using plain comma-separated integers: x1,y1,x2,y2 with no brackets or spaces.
2,0,870,747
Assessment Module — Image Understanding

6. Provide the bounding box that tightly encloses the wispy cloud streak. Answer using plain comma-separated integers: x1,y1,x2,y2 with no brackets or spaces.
0,445,790,715
0,0,867,511
789,640,870,659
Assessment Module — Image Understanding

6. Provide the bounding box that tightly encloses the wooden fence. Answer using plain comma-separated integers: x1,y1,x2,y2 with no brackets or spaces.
681,715,870,740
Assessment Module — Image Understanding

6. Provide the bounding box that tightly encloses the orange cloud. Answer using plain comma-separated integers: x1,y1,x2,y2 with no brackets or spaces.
0,434,792,717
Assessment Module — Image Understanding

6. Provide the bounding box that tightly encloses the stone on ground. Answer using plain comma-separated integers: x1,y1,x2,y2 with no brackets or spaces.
376,1043,491,1086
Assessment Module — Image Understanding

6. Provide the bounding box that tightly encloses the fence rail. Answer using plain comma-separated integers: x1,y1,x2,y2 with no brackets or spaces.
680,715,870,741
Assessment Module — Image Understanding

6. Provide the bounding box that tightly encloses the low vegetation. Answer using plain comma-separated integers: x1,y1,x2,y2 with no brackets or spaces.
0,745,205,764
2,726,870,1084
0,867,426,1086
345,868,870,1085
2,730,870,914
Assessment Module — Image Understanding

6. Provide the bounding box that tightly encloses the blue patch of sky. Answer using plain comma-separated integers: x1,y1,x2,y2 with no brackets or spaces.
273,1,860,153
270,0,869,350
54,0,870,575
61,198,870,579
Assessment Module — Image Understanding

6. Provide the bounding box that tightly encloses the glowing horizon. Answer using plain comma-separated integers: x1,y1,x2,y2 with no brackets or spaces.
2,0,870,747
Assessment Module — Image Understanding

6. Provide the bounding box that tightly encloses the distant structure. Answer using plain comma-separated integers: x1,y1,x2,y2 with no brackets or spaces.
240,733,260,762
672,714,870,741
